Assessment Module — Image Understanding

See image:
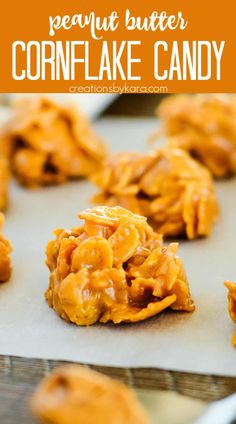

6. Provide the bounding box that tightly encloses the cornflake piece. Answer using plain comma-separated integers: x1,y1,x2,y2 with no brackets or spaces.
1,97,106,186
224,281,236,347
45,206,194,326
92,148,219,239
31,365,150,424
0,135,11,210
156,94,236,178
0,155,9,210
0,213,12,282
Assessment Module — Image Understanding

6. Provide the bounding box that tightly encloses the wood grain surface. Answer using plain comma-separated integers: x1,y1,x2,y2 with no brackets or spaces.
1,355,236,424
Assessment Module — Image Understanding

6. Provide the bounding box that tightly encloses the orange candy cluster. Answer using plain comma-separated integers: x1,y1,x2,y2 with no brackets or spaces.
31,365,150,424
156,94,236,178
0,154,9,211
92,147,219,239
0,213,12,282
224,281,236,347
1,96,106,187
45,206,194,326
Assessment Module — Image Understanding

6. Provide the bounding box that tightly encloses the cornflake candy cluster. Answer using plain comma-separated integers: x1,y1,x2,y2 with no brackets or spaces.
224,281,236,347
0,154,9,211
45,206,194,326
92,147,219,239
0,136,11,210
31,365,150,424
1,97,106,186
156,94,236,178
0,213,12,282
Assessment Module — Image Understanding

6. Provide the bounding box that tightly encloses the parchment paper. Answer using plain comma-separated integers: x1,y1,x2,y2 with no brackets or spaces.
0,117,236,376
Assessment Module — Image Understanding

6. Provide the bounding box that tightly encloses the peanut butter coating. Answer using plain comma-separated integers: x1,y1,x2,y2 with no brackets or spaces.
225,281,236,347
0,213,12,283
31,365,150,424
156,94,236,178
92,148,219,239
1,96,106,187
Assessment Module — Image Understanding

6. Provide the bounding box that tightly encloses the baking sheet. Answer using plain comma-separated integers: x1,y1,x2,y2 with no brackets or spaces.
0,117,236,376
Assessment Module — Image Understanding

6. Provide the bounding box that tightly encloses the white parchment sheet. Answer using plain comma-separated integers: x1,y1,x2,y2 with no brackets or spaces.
0,117,236,376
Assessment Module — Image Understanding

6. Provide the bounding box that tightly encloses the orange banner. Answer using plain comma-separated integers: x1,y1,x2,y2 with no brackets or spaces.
0,0,235,93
